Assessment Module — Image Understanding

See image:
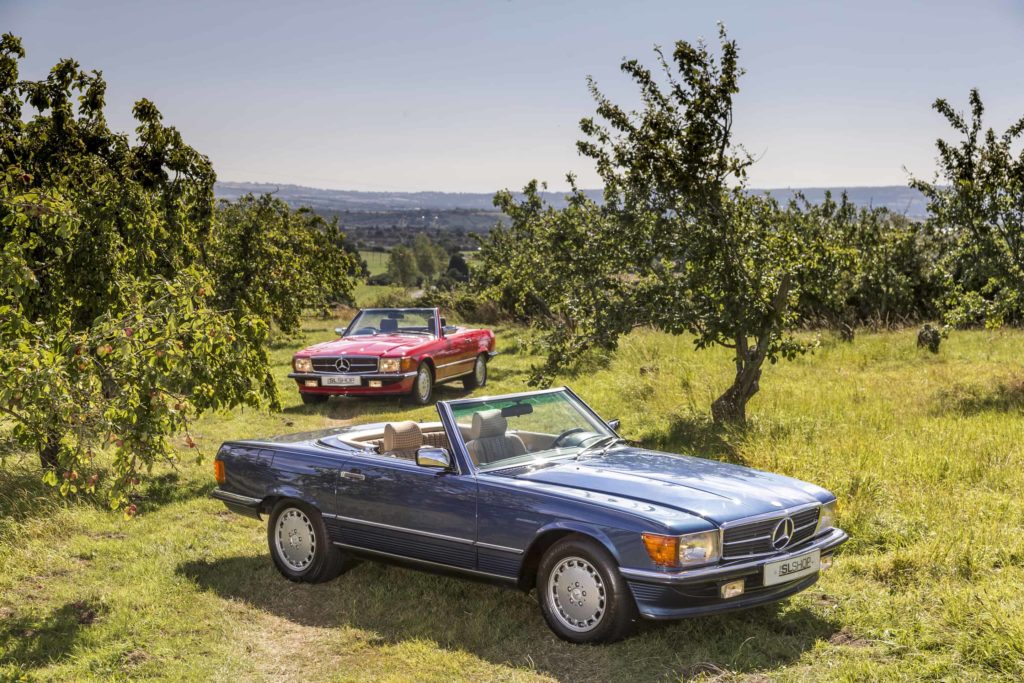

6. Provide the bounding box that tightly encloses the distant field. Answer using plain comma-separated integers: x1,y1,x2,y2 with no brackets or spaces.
359,250,389,277
2,325,1023,680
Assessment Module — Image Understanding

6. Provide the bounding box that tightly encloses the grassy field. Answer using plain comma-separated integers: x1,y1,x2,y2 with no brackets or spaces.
2,320,1023,681
360,250,389,277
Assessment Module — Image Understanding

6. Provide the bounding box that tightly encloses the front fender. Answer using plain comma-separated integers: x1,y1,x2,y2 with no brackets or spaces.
529,520,623,564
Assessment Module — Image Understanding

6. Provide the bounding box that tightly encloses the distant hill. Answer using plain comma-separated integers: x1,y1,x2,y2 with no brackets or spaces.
215,181,929,218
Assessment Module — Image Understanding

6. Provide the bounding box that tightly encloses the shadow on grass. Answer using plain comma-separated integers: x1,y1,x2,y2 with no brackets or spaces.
0,465,212,528
934,377,1024,416
0,600,105,668
178,556,836,680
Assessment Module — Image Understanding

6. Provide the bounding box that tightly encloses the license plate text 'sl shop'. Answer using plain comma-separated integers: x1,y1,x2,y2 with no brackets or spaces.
763,549,821,586
321,375,361,387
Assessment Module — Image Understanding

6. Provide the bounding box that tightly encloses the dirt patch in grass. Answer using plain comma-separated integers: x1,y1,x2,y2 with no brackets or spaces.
829,628,871,648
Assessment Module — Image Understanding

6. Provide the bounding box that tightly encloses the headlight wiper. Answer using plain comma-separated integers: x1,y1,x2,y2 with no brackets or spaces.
575,435,627,461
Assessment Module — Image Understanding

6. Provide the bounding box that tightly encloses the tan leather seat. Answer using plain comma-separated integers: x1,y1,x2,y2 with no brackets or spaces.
383,421,422,460
464,409,526,466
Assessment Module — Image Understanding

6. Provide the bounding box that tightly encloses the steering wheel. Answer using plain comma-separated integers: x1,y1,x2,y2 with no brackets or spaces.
552,427,586,448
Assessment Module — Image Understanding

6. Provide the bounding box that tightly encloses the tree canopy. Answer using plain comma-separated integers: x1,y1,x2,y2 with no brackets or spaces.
912,89,1024,328
474,27,841,422
0,34,277,509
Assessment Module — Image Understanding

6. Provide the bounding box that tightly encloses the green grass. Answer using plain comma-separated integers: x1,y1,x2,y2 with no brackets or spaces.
2,322,1024,681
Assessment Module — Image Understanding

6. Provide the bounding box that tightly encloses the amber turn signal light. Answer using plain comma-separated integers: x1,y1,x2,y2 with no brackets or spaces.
641,533,679,566
214,460,226,485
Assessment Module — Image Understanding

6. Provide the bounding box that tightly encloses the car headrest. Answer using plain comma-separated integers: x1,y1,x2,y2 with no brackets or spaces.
380,318,398,333
384,421,422,451
470,409,507,440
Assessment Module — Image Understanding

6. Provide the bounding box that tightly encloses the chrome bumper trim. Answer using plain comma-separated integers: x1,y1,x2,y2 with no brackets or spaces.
620,528,848,586
287,371,417,380
210,488,262,507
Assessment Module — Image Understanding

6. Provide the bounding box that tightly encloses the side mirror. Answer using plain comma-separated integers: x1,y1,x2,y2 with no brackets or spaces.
334,327,345,336
443,325,458,335
416,447,451,470
608,418,621,432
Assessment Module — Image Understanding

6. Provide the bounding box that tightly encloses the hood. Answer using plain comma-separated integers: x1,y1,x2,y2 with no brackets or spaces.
298,334,429,357
512,447,832,526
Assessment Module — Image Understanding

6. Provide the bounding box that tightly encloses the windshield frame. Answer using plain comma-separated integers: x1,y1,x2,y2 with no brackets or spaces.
439,387,619,474
341,307,440,339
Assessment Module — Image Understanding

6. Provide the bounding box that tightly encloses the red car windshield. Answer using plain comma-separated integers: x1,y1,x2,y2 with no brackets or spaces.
345,309,436,337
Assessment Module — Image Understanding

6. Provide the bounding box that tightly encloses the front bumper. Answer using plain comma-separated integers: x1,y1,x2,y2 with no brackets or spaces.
620,527,848,619
288,371,417,396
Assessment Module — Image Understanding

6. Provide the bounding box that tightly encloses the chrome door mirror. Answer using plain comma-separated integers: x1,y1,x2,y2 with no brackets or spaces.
334,327,346,336
416,447,451,469
608,418,621,431
443,325,458,335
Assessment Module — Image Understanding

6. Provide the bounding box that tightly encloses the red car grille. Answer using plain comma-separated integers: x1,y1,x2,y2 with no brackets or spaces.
311,356,379,373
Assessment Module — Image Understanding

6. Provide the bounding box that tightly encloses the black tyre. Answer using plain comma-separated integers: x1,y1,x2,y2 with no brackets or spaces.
300,392,329,405
410,363,434,405
462,354,488,390
537,535,639,643
267,500,351,583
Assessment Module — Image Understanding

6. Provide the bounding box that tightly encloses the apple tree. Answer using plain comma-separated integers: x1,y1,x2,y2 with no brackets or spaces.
0,34,277,510
912,89,1024,327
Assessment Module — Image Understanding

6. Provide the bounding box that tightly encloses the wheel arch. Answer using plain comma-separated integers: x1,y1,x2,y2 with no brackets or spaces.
517,522,622,591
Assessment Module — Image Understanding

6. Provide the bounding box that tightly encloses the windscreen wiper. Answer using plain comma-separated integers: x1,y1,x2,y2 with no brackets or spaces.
575,435,627,460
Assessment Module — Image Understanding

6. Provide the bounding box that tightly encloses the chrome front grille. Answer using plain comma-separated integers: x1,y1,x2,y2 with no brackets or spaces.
721,505,820,559
311,356,379,374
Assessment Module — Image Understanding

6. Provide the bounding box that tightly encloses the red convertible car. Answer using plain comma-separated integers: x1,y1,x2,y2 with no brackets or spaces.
289,307,496,405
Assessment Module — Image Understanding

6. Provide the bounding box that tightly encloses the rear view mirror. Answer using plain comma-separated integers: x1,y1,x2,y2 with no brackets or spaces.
501,403,534,418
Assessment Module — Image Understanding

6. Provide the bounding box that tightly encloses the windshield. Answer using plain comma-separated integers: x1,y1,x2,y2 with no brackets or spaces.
450,390,615,471
345,309,436,337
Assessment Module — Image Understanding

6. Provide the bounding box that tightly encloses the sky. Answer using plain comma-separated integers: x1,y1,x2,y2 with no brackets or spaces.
4,0,1024,192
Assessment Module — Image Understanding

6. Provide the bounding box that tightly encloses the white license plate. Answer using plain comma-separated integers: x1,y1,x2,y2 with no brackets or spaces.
321,375,361,387
763,549,820,586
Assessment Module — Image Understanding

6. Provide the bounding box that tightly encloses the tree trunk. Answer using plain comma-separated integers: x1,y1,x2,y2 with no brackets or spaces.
711,348,764,424
711,275,792,424
39,431,61,469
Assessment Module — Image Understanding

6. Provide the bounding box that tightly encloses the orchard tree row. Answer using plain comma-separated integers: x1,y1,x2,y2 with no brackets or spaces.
463,26,1024,423
0,34,362,509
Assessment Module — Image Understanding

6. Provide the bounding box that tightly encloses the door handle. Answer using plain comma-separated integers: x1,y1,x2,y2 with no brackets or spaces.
340,471,365,481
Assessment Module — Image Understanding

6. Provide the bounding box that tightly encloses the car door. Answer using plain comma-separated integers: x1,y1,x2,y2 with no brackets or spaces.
331,453,478,569
438,328,476,380
433,334,463,381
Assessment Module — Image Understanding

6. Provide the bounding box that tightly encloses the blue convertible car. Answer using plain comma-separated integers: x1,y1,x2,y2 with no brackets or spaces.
212,387,847,643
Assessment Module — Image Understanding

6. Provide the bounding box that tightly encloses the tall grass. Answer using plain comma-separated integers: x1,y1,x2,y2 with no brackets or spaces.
1,322,1022,681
